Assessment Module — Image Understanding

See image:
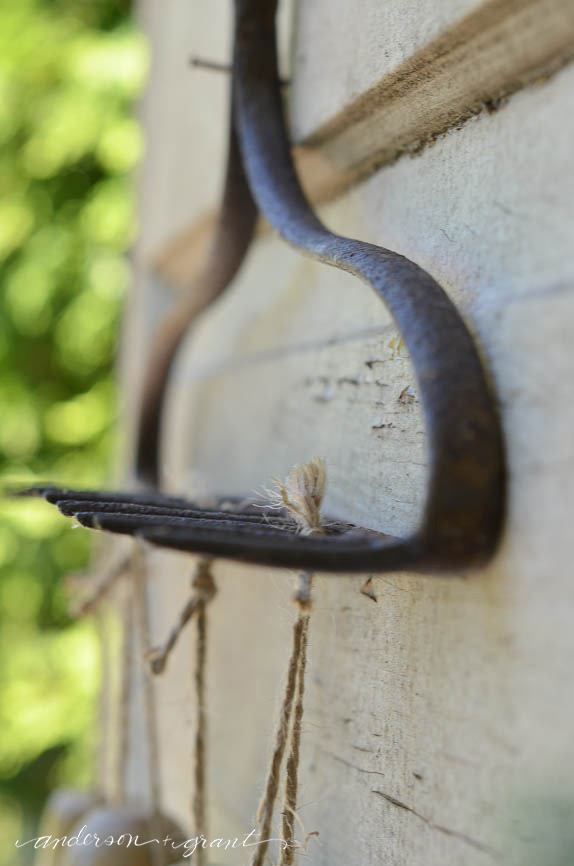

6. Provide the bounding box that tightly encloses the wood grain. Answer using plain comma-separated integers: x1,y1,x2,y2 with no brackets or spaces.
120,2,574,864
153,0,574,291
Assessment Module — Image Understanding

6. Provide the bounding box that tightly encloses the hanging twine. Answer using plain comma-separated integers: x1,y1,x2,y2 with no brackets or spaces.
94,604,112,796
193,581,209,866
103,459,325,866
144,556,217,866
251,614,308,866
146,558,216,675
116,595,134,804
251,459,326,866
63,543,130,802
67,550,130,617
280,595,311,866
132,541,167,866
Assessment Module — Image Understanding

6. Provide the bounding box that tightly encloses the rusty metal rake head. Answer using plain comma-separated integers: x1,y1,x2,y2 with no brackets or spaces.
13,476,496,574
9,0,506,576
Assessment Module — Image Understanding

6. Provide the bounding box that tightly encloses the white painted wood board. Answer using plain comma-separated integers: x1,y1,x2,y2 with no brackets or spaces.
116,3,574,864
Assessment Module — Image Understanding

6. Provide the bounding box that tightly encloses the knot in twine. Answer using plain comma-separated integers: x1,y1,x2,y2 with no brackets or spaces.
146,558,217,676
192,557,217,601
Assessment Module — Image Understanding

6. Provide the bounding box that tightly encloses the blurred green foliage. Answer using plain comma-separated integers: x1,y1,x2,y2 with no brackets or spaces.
0,0,147,859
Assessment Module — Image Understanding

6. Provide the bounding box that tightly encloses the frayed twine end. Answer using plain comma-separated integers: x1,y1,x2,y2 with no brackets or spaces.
267,456,327,536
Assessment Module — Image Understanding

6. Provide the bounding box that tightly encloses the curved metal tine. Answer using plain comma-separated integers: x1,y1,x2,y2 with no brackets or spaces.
133,524,408,574
53,497,281,523
215,0,504,572
13,486,188,507
71,508,405,574
74,511,304,537
12,485,270,515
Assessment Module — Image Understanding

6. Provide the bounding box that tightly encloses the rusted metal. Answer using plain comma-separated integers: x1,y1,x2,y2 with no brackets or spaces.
15,0,505,574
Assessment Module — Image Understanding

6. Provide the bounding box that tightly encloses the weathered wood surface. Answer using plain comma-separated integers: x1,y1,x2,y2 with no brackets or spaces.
118,2,574,864
154,0,574,292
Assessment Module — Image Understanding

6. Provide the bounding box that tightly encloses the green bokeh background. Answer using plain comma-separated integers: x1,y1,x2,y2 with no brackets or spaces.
0,0,147,859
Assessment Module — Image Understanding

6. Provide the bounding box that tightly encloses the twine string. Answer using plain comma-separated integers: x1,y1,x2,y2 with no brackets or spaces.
192,560,217,866
132,542,166,866
280,608,310,865
94,604,111,797
88,459,323,866
147,558,216,676
68,552,130,617
250,614,307,866
65,544,130,801
251,459,325,866
194,592,208,866
116,595,134,804
143,557,216,866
